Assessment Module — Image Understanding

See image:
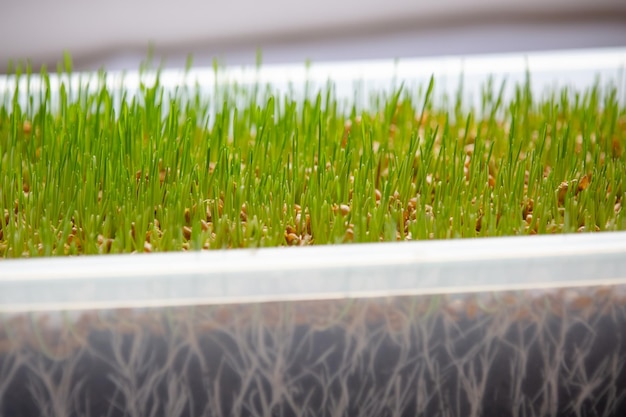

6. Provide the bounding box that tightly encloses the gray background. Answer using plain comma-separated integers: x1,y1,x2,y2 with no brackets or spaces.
1,0,626,71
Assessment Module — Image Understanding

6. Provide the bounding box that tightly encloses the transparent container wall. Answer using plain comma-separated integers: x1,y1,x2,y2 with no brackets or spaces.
1,232,626,416
1,284,625,417
2,49,626,416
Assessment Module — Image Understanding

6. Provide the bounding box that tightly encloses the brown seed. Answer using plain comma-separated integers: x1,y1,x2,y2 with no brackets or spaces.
577,174,590,192
285,232,299,245
342,121,351,148
571,296,593,310
182,226,192,240
23,120,32,135
466,299,478,319
200,219,210,232
522,198,534,218
339,204,350,216
374,189,382,201
612,137,622,157
389,123,398,139
184,208,191,224
475,215,482,232
295,212,301,228
594,286,613,300
557,181,568,204
446,298,465,317
143,242,152,253
464,154,472,168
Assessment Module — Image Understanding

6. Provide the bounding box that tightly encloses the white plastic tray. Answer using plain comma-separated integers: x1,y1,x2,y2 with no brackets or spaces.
2,47,625,113
1,232,625,312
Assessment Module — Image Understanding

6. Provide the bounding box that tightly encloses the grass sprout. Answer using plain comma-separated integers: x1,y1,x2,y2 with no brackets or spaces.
0,58,625,257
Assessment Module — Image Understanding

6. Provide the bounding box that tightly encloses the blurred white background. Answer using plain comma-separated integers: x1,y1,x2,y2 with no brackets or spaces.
1,0,625,71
